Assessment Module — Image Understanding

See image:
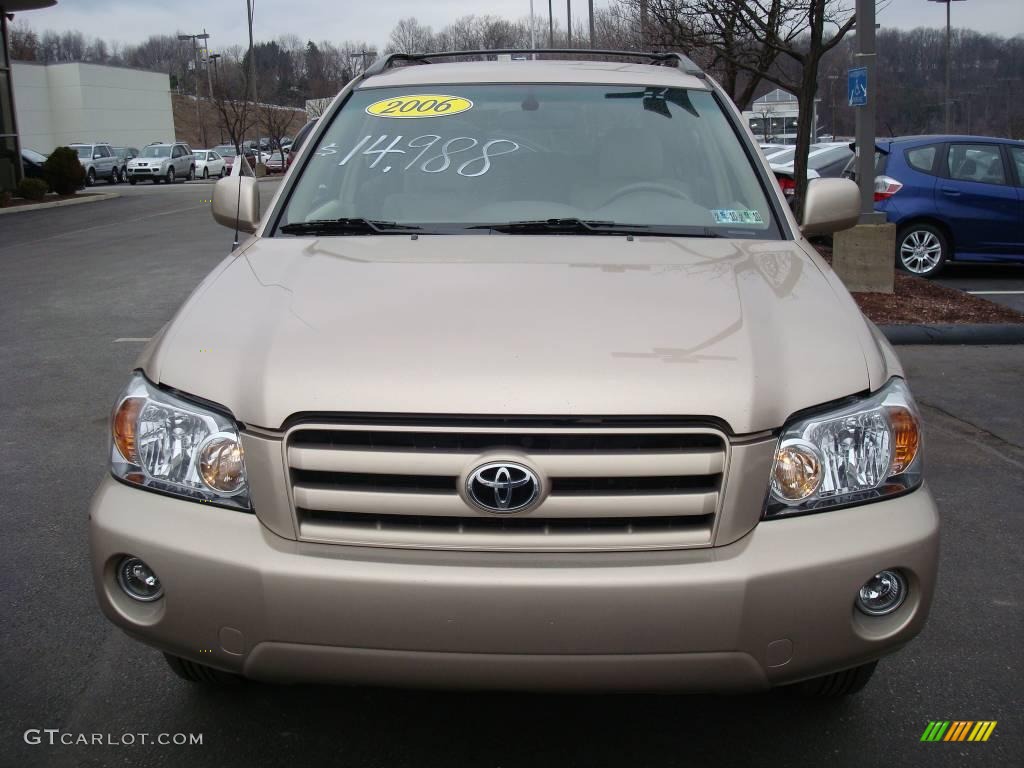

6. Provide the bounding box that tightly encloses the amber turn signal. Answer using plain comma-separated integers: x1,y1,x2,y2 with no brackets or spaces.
112,396,143,464
888,406,920,475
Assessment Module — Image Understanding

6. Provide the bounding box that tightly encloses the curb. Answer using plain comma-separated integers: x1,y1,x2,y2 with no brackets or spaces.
0,191,119,215
880,324,1024,345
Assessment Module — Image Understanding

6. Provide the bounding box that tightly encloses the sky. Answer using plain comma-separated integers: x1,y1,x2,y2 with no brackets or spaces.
11,0,1024,50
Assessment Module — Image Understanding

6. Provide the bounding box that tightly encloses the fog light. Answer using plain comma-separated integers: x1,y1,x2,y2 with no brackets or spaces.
116,557,163,602
856,570,906,616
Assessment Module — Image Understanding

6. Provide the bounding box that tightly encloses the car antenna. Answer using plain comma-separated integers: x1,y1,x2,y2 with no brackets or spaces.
232,146,243,250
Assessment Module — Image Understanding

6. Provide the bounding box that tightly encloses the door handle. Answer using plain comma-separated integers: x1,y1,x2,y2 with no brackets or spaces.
941,187,961,196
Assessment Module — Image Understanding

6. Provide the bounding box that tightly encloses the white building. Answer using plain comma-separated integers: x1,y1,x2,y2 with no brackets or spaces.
743,89,801,145
12,61,176,155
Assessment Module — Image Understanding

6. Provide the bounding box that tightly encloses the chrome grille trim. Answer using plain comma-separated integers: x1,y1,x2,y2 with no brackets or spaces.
283,422,730,552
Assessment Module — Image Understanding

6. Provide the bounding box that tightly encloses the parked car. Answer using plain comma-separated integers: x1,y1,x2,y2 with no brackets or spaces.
771,142,856,199
192,149,227,179
264,151,286,174
92,50,936,696
215,144,257,174
285,119,318,170
112,147,139,180
846,135,1024,277
20,148,48,181
69,142,119,186
126,142,195,184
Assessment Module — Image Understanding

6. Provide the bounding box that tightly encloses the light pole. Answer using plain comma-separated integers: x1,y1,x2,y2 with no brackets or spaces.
828,74,840,138
529,1,536,53
927,0,967,133
548,0,554,47
567,1,572,48
178,32,210,147
589,0,595,47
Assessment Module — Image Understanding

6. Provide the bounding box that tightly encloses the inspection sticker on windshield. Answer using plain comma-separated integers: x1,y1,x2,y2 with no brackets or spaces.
712,209,764,225
366,95,473,119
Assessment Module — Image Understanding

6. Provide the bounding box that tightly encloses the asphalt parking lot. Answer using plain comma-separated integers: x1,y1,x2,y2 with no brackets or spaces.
938,263,1024,313
1,186,1021,767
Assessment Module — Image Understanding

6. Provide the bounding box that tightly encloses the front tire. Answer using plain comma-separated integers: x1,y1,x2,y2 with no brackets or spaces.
790,661,878,698
202,167,209,179
187,165,196,181
128,177,137,185
86,168,96,187
164,653,242,685
897,223,949,278
109,167,120,184
166,167,175,185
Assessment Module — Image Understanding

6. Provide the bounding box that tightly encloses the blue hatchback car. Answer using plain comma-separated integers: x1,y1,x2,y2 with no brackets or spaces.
847,135,1024,277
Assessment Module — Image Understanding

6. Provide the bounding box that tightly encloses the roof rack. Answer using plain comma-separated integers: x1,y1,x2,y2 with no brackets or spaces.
362,49,705,79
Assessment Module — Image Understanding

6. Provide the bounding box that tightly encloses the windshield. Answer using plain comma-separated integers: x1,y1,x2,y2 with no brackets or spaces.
74,147,91,159
194,151,207,160
217,146,237,157
140,146,171,158
277,84,777,237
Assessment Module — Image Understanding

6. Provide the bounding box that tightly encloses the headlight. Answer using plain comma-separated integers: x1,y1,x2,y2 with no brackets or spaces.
110,372,251,511
764,378,922,518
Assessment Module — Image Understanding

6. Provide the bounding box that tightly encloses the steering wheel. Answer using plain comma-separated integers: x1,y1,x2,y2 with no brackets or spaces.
600,182,691,206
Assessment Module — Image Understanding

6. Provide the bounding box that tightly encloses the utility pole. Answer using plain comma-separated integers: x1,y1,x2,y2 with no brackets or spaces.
853,0,880,222
530,1,536,53
828,74,840,138
567,1,572,48
548,0,554,47
589,0,595,47
928,1,967,133
178,31,210,147
246,0,257,150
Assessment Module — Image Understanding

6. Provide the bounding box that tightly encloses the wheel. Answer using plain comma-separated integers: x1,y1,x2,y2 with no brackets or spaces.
109,167,120,184
202,167,209,179
187,165,196,181
897,223,949,278
128,177,137,185
166,167,175,184
790,661,878,698
163,653,242,685
86,168,96,187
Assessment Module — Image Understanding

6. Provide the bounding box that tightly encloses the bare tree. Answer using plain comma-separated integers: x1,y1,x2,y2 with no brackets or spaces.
624,0,856,217
387,17,434,54
209,52,253,153
262,103,301,158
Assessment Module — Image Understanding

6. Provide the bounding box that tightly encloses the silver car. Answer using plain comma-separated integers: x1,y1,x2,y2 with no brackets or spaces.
92,50,938,697
69,142,119,186
126,142,195,184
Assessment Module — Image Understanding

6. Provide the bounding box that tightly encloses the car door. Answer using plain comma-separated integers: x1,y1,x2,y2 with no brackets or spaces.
210,152,224,176
172,145,184,174
95,145,112,178
1007,145,1024,256
936,142,1020,257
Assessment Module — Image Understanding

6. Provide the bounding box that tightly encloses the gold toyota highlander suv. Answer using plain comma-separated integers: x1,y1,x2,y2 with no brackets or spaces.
90,50,939,696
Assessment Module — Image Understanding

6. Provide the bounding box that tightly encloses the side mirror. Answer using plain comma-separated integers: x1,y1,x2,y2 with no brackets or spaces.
800,178,861,236
212,176,260,233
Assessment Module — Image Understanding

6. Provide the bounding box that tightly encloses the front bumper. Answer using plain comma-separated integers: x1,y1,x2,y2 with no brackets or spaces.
89,476,939,691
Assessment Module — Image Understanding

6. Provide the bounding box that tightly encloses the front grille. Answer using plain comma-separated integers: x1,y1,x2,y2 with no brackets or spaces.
285,421,728,552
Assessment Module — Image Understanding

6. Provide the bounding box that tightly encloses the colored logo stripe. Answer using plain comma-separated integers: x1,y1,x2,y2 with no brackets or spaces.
921,721,996,742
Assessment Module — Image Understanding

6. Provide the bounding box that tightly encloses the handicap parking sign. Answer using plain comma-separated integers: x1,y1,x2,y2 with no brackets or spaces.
848,67,868,107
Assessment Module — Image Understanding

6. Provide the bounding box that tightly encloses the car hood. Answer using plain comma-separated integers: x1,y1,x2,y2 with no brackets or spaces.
130,157,167,165
143,236,883,433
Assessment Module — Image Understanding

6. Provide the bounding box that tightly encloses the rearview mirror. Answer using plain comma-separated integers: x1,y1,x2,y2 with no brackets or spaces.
800,178,861,236
212,176,260,234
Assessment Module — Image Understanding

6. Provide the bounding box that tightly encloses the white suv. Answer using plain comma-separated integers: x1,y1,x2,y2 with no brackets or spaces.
126,142,195,184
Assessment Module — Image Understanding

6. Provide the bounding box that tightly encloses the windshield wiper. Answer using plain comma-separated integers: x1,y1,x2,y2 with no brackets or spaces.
467,218,722,237
279,218,421,236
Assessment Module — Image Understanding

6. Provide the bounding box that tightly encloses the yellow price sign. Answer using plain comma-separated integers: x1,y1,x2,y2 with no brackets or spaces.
366,94,473,119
